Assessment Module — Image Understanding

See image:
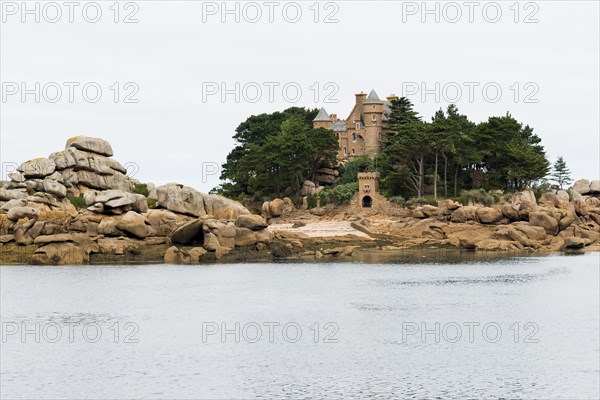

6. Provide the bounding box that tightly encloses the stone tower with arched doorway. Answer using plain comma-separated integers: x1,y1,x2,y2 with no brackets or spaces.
358,172,380,208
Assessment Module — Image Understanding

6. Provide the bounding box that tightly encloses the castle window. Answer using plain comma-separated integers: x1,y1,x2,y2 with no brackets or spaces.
372,114,377,123
356,123,360,130
351,148,355,155
352,133,356,142
343,147,347,156
364,184,370,192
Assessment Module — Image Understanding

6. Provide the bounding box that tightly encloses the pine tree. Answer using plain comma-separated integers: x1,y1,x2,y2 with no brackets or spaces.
386,97,421,127
380,97,429,197
551,156,572,189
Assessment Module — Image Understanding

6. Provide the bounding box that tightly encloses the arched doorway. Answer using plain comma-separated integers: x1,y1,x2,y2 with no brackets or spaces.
362,195,372,208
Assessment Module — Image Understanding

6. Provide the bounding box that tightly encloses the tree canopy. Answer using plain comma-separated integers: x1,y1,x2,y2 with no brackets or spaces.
218,107,338,199
377,98,549,197
218,99,551,202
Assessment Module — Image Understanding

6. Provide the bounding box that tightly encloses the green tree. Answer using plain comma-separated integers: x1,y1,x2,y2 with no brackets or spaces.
220,107,320,197
379,97,430,197
433,104,479,197
219,110,337,198
550,156,572,189
476,113,549,190
338,156,375,184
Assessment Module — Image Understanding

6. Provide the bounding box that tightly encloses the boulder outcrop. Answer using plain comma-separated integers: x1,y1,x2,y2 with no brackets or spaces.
314,166,339,186
1,136,262,265
156,183,249,219
66,136,114,157
3,137,600,264
165,212,273,262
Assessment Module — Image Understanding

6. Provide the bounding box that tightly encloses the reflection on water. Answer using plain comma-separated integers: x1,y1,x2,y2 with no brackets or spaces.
1,253,598,399
353,247,544,264
370,267,569,287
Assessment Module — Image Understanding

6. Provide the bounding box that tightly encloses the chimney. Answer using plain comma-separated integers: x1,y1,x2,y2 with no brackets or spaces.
386,94,399,102
355,91,367,107
330,114,337,122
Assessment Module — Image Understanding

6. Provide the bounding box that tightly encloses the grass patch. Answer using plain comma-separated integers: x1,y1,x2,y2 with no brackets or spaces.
0,244,37,264
67,194,86,209
90,243,171,264
133,183,150,197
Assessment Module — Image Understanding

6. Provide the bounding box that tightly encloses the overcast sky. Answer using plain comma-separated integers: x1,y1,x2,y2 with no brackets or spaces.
1,0,598,192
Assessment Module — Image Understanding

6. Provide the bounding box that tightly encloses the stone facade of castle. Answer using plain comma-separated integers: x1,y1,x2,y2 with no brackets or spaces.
313,90,397,161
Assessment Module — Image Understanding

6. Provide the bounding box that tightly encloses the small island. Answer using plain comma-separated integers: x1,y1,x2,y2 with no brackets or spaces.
1,95,599,265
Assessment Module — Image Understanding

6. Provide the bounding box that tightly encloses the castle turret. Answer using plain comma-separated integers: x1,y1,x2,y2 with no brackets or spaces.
313,107,333,129
362,89,384,158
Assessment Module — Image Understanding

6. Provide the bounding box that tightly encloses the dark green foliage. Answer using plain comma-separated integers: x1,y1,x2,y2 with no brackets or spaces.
307,195,319,209
404,196,438,207
68,195,86,209
476,113,549,190
219,101,551,201
550,156,572,189
320,182,359,205
378,102,549,197
388,196,405,206
378,97,428,197
458,189,497,207
339,156,376,184
219,108,338,198
147,198,157,209
133,183,149,197
386,97,421,126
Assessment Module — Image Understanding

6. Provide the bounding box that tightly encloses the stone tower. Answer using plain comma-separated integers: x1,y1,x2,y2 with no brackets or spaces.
362,90,384,157
357,172,380,208
312,107,333,130
313,89,394,161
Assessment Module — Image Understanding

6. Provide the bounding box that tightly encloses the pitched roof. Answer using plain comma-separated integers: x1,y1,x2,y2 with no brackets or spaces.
332,120,346,132
364,89,382,104
313,107,331,122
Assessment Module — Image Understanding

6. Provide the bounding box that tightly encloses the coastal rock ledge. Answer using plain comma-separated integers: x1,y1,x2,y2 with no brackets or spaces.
0,136,273,265
2,136,599,264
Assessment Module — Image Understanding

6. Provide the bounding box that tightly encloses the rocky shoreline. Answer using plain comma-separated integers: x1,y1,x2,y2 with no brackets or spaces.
1,137,598,265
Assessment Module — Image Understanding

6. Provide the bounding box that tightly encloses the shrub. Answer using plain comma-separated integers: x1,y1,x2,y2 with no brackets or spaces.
320,182,359,205
68,195,86,209
26,188,36,196
459,189,496,207
289,197,304,209
404,196,437,207
306,194,326,209
147,198,157,209
133,183,149,197
388,196,405,206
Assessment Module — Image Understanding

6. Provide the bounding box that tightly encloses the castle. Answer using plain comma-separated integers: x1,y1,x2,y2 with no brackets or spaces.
313,89,397,161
